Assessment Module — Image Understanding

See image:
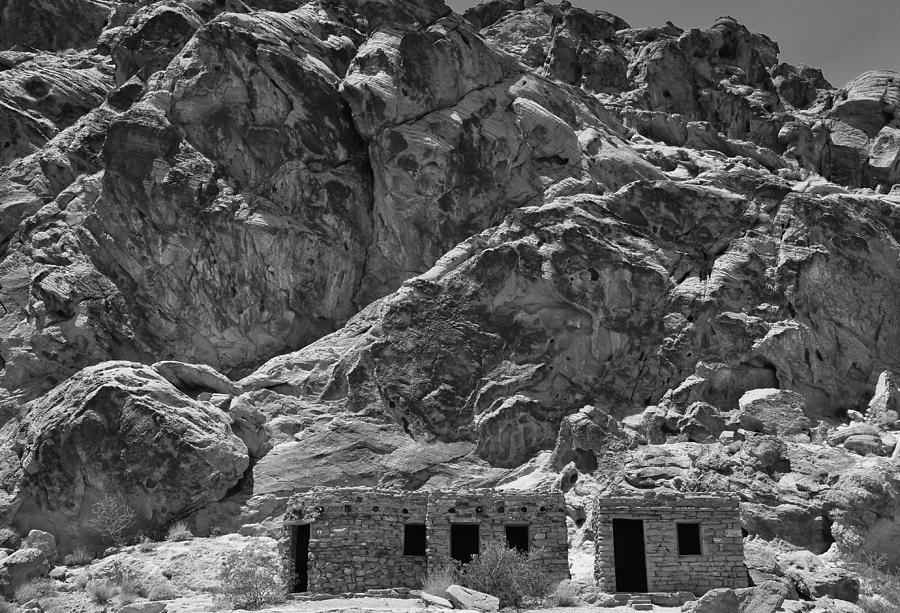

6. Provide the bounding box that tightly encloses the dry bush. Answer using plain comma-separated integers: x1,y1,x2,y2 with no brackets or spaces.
89,494,136,547
0,598,11,613
166,521,193,542
147,578,179,600
63,547,93,566
845,552,900,613
457,542,554,608
86,579,115,603
116,574,145,602
549,580,580,607
137,536,156,552
14,578,56,603
422,564,459,599
215,542,286,609
72,573,90,590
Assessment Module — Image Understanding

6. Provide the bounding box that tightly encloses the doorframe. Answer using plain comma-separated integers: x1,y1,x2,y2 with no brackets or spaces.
611,517,649,592
291,523,311,593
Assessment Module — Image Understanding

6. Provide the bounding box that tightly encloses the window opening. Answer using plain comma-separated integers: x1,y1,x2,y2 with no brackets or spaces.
677,522,702,556
403,523,426,556
505,525,529,553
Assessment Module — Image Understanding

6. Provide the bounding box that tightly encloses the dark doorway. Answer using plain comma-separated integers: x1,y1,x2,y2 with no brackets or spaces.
404,523,427,556
677,523,702,555
293,524,310,592
613,518,648,592
451,524,480,564
505,525,529,553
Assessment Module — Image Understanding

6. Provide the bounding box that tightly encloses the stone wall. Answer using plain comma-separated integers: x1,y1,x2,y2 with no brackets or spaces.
593,494,747,593
283,487,569,594
427,489,569,580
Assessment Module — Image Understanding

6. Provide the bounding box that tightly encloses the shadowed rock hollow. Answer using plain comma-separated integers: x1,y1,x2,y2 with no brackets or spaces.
1,0,900,596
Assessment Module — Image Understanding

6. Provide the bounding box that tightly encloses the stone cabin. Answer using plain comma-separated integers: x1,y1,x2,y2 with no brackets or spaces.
282,487,569,594
593,493,747,593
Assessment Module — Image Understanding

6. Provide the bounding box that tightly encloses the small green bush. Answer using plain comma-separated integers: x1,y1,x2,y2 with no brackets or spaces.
0,528,21,550
63,547,93,566
456,542,555,608
422,564,458,599
0,597,12,613
14,578,56,603
166,521,193,542
86,579,115,603
215,542,286,609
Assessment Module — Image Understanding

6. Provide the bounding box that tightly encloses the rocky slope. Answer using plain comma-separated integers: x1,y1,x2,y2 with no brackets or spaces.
0,0,899,605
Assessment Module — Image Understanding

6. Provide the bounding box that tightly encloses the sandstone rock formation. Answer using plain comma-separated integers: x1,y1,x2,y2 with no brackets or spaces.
0,3,899,607
0,362,249,551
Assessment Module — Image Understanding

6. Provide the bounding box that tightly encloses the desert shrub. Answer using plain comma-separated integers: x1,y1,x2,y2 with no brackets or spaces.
549,580,580,607
89,494,136,547
14,578,56,603
166,521,193,542
63,547,93,566
860,594,896,613
843,552,900,613
215,542,286,609
116,573,145,602
72,573,90,590
457,542,555,608
0,598,11,613
422,564,459,599
0,528,21,550
86,579,115,603
137,536,155,553
147,578,179,601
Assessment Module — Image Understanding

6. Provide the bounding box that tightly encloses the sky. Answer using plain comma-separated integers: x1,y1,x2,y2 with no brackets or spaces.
445,0,900,88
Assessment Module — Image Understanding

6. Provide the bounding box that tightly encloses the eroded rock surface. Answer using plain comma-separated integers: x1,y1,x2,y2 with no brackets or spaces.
0,3,900,593
0,362,249,551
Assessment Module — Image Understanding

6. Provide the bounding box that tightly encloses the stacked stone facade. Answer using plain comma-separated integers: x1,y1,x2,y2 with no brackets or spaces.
593,493,747,593
282,487,568,594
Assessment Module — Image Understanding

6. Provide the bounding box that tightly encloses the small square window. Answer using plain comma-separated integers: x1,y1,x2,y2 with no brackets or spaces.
677,523,702,556
505,525,529,553
404,523,426,556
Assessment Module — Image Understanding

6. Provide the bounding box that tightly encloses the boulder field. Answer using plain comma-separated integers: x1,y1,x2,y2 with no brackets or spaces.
0,0,899,605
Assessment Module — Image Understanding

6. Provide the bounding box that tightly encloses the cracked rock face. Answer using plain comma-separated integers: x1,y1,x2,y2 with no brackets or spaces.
1,0,900,579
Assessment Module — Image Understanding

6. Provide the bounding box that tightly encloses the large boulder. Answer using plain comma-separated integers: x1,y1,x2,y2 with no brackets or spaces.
22,530,57,562
736,580,790,613
0,362,250,552
681,588,739,613
0,548,49,598
776,551,860,602
735,389,810,437
446,585,500,612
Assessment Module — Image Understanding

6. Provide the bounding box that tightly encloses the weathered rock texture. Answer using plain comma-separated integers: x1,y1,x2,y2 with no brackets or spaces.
0,3,899,600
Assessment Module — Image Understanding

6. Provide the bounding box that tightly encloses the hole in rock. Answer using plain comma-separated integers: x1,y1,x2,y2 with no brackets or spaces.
574,448,598,473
